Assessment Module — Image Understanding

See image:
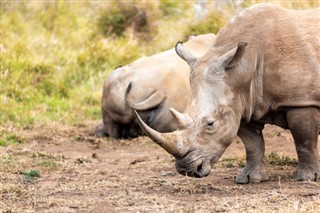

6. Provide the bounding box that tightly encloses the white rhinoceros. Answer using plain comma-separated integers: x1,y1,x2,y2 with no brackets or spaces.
96,34,216,138
135,3,320,183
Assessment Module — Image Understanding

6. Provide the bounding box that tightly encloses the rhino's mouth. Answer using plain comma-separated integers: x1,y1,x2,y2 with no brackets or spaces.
176,160,212,178
175,150,212,178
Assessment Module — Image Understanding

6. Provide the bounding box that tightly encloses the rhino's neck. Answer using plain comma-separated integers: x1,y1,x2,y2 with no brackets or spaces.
249,52,265,122
236,39,267,122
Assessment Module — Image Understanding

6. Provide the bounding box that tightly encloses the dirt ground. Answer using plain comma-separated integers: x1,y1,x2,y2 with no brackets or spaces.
1,121,319,213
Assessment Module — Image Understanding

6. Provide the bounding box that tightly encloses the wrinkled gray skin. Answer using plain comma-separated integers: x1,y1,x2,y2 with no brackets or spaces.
95,34,216,138
134,4,320,183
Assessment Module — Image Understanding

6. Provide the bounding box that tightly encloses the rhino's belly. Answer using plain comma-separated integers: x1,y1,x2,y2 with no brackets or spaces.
271,100,320,110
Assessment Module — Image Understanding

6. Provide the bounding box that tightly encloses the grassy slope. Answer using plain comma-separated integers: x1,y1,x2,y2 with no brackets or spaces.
0,1,318,145
0,2,191,128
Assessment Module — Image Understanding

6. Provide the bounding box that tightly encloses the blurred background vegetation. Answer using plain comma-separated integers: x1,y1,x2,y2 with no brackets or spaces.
0,0,318,144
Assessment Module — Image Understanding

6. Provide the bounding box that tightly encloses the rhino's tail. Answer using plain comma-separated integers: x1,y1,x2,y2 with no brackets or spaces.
125,82,166,111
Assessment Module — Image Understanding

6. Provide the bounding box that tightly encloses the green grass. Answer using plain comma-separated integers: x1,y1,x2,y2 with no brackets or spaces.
1,1,318,144
0,1,187,131
0,2,135,128
265,152,298,166
0,134,24,147
220,156,246,168
19,170,41,183
0,154,16,172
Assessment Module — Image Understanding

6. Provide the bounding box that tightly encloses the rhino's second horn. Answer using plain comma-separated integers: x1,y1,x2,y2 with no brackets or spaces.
170,108,193,130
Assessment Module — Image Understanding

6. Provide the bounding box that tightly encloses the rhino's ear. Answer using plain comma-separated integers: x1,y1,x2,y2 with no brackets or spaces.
219,42,247,69
175,41,197,67
125,82,166,111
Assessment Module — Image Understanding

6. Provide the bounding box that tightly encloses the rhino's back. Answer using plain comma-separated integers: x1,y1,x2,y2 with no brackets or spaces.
215,4,319,115
103,33,216,122
103,50,188,122
262,6,320,110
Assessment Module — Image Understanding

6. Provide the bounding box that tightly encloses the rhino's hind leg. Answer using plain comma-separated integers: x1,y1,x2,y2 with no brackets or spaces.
236,124,269,184
286,107,320,182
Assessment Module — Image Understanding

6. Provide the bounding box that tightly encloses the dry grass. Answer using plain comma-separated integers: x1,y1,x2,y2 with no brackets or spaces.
1,122,319,213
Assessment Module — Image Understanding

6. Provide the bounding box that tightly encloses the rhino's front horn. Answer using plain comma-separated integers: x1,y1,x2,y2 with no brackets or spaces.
133,110,184,158
170,108,193,130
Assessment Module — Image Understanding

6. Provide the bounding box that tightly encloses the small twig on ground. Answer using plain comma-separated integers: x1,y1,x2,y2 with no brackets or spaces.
186,175,196,213
278,176,290,202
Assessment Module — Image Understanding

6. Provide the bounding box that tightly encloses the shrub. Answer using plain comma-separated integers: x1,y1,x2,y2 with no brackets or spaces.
97,2,139,37
159,0,190,17
186,10,227,36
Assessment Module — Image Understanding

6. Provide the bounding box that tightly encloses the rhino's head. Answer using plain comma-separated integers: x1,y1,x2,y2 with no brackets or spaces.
134,41,248,177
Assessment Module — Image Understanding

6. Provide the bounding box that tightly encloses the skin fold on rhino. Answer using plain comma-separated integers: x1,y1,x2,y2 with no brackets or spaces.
134,3,320,183
94,33,216,138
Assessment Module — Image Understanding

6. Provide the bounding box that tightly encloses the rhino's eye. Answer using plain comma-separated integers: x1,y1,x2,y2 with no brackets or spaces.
207,120,215,126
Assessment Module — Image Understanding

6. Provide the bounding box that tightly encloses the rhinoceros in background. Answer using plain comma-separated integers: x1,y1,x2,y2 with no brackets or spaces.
95,33,216,138
134,4,320,182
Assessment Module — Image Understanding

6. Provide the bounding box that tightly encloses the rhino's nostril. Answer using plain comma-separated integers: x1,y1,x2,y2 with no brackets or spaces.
195,161,211,178
197,163,203,174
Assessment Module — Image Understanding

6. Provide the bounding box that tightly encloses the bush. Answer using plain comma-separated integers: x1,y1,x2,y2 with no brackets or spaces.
97,2,139,37
159,0,190,17
74,36,141,84
186,10,227,35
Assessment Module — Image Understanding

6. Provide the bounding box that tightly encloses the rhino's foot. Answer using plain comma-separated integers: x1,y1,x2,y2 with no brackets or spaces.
292,165,320,182
92,123,109,138
235,166,269,184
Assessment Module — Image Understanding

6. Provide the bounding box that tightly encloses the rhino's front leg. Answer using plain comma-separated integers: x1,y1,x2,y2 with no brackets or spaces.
236,124,269,184
287,107,320,182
